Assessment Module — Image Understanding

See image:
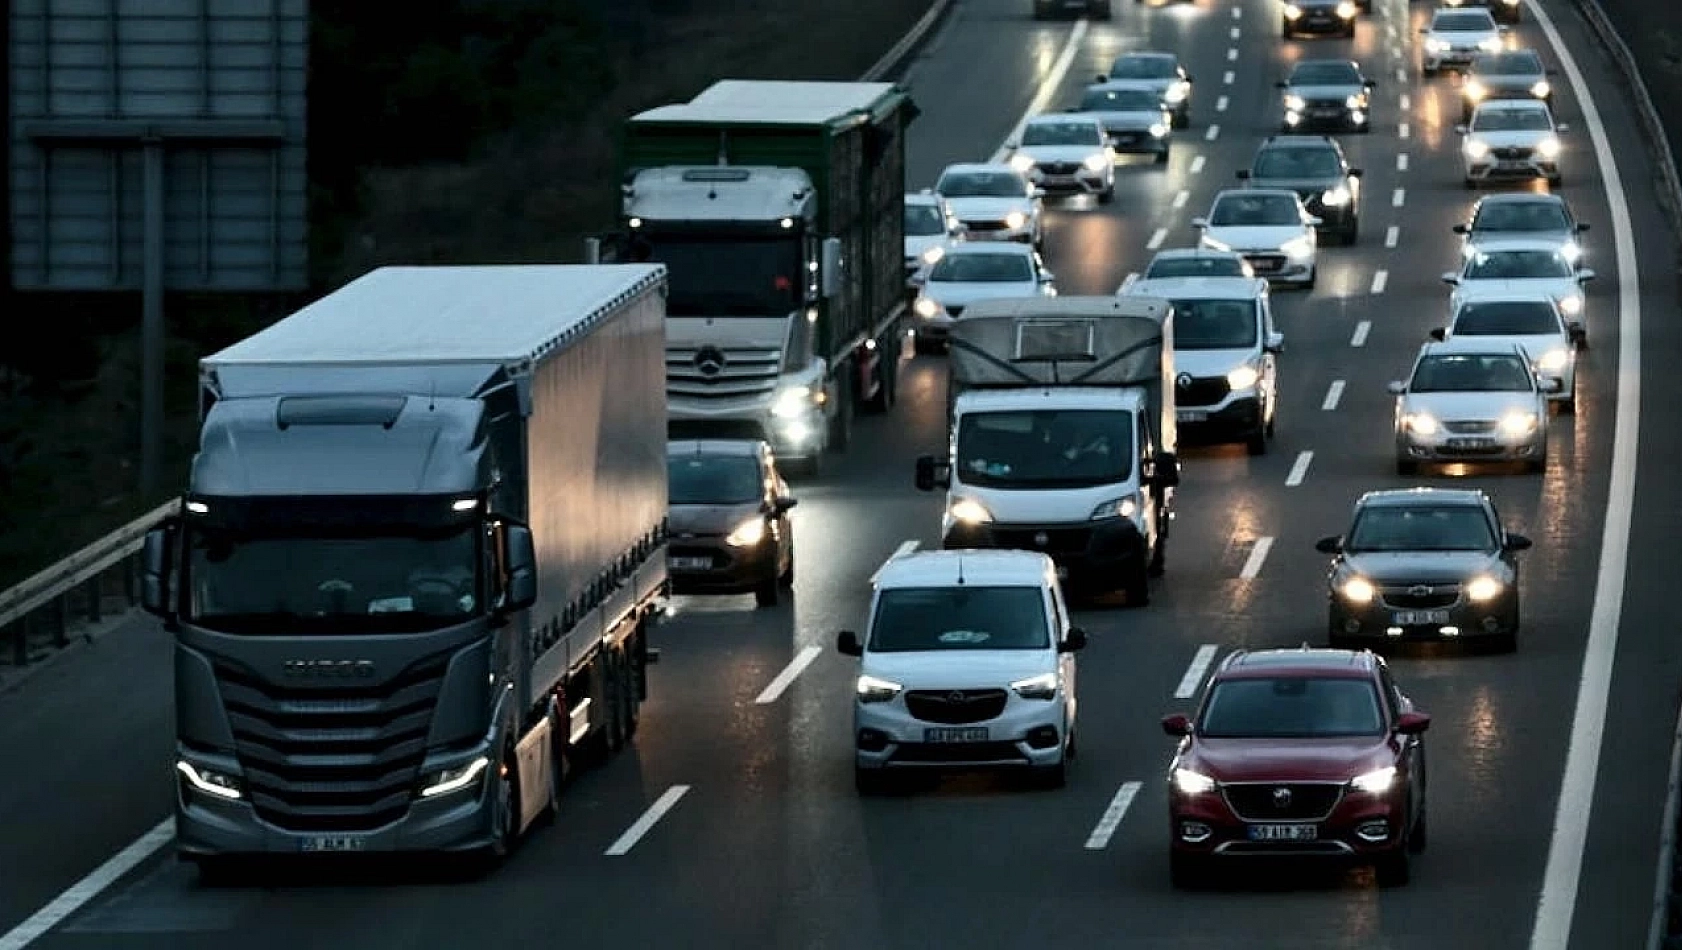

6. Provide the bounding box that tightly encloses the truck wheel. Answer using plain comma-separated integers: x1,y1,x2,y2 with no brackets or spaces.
1124,563,1150,607
754,575,779,607
1245,428,1268,456
830,376,853,452
604,652,629,753
468,748,520,874
863,343,896,413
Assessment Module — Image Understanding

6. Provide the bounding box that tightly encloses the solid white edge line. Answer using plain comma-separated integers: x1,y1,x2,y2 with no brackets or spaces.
988,20,1091,164
0,818,174,950
1238,537,1275,581
1284,451,1313,487
1385,225,1400,248
605,785,692,856
1189,155,1206,174
754,645,823,704
1525,0,1641,945
1322,379,1346,411
1174,645,1220,699
1084,781,1143,850
1351,320,1371,347
870,539,919,585
1147,228,1168,250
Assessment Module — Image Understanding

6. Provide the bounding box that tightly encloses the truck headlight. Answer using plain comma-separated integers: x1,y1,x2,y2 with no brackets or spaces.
1149,123,1168,138
1283,4,1303,19
1464,80,1487,101
1090,495,1139,521
177,760,242,800
914,297,941,318
1083,153,1110,171
1350,766,1397,793
1464,140,1490,160
1283,94,1306,112
1530,80,1551,98
771,385,815,418
1173,767,1217,795
1227,364,1261,391
1321,185,1352,207
1010,672,1059,700
1005,211,1028,230
1536,348,1568,372
1336,1,1357,18
1498,411,1538,435
1165,81,1190,104
949,497,993,524
1557,293,1584,316
1404,412,1439,435
725,517,767,547
1280,235,1314,258
856,674,902,703
1009,153,1035,172
1466,575,1504,601
1536,136,1561,159
1340,577,1376,603
418,756,489,799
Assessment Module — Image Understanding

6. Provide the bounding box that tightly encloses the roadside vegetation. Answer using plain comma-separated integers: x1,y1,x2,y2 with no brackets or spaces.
0,0,931,589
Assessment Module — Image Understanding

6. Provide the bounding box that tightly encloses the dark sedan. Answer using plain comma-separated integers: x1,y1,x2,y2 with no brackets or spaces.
667,439,797,606
1238,136,1364,245
1163,648,1430,888
1460,49,1555,122
1316,488,1530,651
1276,59,1375,133
1282,0,1358,38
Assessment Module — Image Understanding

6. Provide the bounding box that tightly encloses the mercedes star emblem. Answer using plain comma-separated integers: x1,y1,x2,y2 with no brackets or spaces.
1273,786,1293,808
693,346,726,377
1176,372,1193,388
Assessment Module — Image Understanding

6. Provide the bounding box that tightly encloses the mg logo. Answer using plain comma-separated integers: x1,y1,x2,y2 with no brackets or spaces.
693,346,727,377
282,659,374,678
1176,373,1193,388
1272,786,1293,808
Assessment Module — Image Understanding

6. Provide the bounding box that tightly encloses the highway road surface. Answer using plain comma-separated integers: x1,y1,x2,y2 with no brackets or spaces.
1,0,1680,947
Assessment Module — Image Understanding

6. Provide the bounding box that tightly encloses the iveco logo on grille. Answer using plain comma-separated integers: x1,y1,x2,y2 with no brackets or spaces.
282,659,375,678
1273,786,1293,807
693,346,726,377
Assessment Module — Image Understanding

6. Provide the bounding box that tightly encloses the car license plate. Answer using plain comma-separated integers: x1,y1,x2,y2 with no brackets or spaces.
1250,259,1282,273
1447,437,1495,449
1311,108,1340,117
300,836,366,853
1247,823,1318,841
1393,609,1450,626
924,727,988,743
669,556,712,570
1177,410,1208,423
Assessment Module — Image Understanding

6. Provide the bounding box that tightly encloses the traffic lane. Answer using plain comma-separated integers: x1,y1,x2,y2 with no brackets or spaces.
0,613,176,937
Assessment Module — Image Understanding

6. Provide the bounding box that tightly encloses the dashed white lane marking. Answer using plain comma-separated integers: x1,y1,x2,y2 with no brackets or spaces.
1223,70,1235,84
1385,225,1400,248
754,646,822,704
1230,26,1241,40
1392,187,1406,207
870,540,919,584
1370,269,1389,294
1322,379,1346,411
1084,782,1143,850
1238,537,1275,581
1399,121,1411,140
1284,451,1314,487
1396,67,1407,82
1232,6,1242,17
986,20,1091,164
1400,93,1412,110
1216,95,1229,112
1174,645,1221,698
1227,48,1238,62
1351,320,1372,347
605,785,691,855
0,819,174,950
1172,190,1189,209
1147,227,1169,250
1397,152,1410,171
1190,155,1206,174
1205,124,1221,141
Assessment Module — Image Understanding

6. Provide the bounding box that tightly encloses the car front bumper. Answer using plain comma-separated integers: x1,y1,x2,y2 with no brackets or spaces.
1029,164,1113,194
1328,586,1518,641
668,536,779,594
1424,48,1486,71
1168,782,1409,862
1396,424,1545,463
1464,153,1560,182
855,694,1068,771
1177,392,1264,443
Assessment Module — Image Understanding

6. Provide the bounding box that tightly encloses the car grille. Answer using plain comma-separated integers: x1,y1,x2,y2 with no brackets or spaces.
1038,161,1081,175
1176,376,1231,408
965,220,1011,232
986,526,1093,555
1380,584,1461,610
212,652,451,833
904,689,1010,724
893,741,1027,763
1303,98,1346,111
1443,420,1499,434
1493,146,1533,160
1243,252,1287,274
1222,782,1344,821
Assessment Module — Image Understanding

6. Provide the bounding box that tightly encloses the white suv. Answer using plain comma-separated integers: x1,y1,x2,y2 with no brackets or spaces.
836,549,1086,793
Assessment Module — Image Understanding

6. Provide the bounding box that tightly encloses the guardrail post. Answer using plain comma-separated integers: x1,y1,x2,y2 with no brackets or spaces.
85,576,102,625
51,594,68,648
123,555,136,606
7,622,23,666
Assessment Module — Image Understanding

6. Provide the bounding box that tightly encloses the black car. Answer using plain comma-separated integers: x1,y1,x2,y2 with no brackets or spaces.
1459,49,1555,122
1237,136,1364,245
1316,488,1531,652
1282,0,1358,38
1034,0,1111,19
667,439,797,606
1446,0,1523,24
1276,59,1375,134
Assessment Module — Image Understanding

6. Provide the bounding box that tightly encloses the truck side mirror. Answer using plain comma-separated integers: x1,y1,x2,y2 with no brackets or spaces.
915,455,951,492
1060,627,1088,653
1235,169,1252,180
141,520,178,624
1265,331,1284,353
502,523,538,612
1151,451,1181,488
836,630,863,656
821,237,844,299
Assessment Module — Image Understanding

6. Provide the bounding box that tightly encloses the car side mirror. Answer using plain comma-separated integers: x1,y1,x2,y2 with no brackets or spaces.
1004,140,1018,150
1504,533,1533,552
1387,380,1406,395
1315,535,1343,554
1441,272,1460,285
772,496,799,514
1031,186,1048,199
1539,377,1563,393
140,520,178,624
1577,268,1597,282
914,455,951,492
1396,711,1432,735
1454,123,1469,135
1151,451,1181,489
1095,74,1108,83
1364,79,1377,88
1274,81,1288,88
836,630,863,656
1569,325,1587,346
1349,168,1364,178
1576,222,1590,232
1060,626,1088,653
1452,223,1469,234
1235,169,1252,180
1306,215,1323,228
1161,713,1193,737
1184,74,1195,83
1040,271,1056,284
1190,217,1208,229
1265,331,1284,353
500,522,538,612
1428,327,1447,341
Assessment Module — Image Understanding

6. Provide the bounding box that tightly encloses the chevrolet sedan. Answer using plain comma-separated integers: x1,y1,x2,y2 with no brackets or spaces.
1389,339,1556,475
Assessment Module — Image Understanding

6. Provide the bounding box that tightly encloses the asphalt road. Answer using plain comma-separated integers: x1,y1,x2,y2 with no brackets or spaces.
1,0,1679,947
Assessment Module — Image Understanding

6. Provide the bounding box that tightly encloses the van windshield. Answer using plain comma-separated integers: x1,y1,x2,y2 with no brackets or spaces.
869,586,1049,651
956,409,1135,489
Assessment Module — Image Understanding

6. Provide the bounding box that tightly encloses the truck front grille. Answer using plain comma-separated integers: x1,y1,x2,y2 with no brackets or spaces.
666,346,781,399
212,652,451,833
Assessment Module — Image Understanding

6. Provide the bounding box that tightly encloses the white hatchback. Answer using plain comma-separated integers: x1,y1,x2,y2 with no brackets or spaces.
1457,99,1566,188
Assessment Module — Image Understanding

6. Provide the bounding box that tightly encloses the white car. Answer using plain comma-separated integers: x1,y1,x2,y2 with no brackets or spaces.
1097,51,1193,128
1006,115,1116,203
1442,238,1595,344
1458,99,1566,188
1454,193,1588,268
1390,338,1555,475
1431,292,1579,411
904,192,960,288
910,243,1055,352
933,163,1046,247
1192,188,1321,290
1419,7,1507,77
836,548,1086,792
1119,249,1255,292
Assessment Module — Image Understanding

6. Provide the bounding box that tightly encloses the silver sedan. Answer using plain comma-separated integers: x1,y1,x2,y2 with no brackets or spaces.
1390,339,1556,476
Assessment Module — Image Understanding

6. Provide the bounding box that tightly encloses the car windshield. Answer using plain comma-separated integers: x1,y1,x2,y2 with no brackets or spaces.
668,454,762,504
1171,298,1259,350
1345,505,1497,552
1108,56,1177,79
1409,354,1533,392
938,171,1027,198
1147,255,1249,279
905,203,947,236
1199,677,1386,738
1472,108,1554,132
1454,300,1560,335
1252,147,1343,179
1290,62,1361,85
1435,11,1495,31
1474,51,1543,76
1080,88,1161,112
928,252,1033,283
1023,121,1102,146
1464,249,1574,279
1210,194,1301,226
1472,200,1572,233
868,586,1049,652
956,409,1135,489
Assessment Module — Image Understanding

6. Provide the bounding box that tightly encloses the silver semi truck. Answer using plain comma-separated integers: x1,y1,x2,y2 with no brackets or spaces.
140,264,670,875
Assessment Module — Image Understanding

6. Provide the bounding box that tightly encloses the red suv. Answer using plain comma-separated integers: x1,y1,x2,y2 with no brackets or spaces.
1161,648,1430,887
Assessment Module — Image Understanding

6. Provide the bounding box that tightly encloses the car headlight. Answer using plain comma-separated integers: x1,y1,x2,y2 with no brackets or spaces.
1173,767,1217,795
856,674,903,703
1200,235,1232,252
1426,38,1449,52
1340,576,1376,603
1346,93,1366,109
1464,139,1491,160
1466,575,1504,601
1530,80,1551,98
1558,241,1581,265
725,516,767,547
1009,153,1036,172
1479,36,1504,52
1284,3,1303,19
1498,411,1539,435
1227,364,1261,391
1010,672,1060,700
949,497,993,524
1336,1,1357,18
1005,211,1028,230
1350,766,1397,794
771,385,816,419
1557,293,1584,316
1165,81,1190,104
1083,153,1110,171
1537,136,1561,159
177,760,243,800
1284,94,1306,112
418,756,490,799
1536,348,1569,372
914,296,941,318
921,245,945,265
1322,185,1352,207
1404,412,1440,435
1149,123,1168,138
1281,235,1314,258
1090,495,1139,521
1464,80,1487,101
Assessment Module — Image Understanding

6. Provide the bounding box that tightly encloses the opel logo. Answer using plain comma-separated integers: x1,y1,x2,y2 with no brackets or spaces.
1176,373,1193,388
1033,531,1050,546
1273,786,1293,808
693,346,727,377
1408,584,1431,596
282,659,374,678
947,690,966,703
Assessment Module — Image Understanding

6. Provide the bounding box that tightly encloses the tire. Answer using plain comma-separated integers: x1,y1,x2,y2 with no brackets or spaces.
754,575,779,607
1342,220,1359,246
1408,800,1429,853
1375,849,1411,887
1147,531,1166,578
1396,459,1419,477
1155,147,1170,166
1281,19,1292,36
1123,561,1150,607
466,747,519,874
1526,454,1547,474
1245,427,1267,456
1173,109,1190,131
603,653,629,754
779,547,795,586
1304,267,1317,291
1170,851,1205,889
1033,755,1068,789
1098,185,1116,204
1548,173,1563,188
1492,629,1518,654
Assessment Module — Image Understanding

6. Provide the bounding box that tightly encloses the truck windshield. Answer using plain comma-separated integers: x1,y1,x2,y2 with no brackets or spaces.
1171,298,1258,350
956,409,1135,488
633,234,802,316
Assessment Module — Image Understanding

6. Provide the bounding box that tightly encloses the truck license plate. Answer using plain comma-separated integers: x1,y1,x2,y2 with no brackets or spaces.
669,556,712,570
924,727,988,743
1177,410,1208,423
1247,823,1317,841
300,836,366,853
1393,609,1450,626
